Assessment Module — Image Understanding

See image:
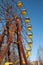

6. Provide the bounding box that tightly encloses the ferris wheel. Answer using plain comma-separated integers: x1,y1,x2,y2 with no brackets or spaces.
0,0,33,65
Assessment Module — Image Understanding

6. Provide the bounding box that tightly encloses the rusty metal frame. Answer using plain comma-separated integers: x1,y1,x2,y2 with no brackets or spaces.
0,16,29,65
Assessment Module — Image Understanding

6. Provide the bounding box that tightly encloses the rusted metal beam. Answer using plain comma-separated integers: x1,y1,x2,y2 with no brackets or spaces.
0,32,5,56
0,32,5,44
17,24,22,65
16,17,29,65
0,24,16,63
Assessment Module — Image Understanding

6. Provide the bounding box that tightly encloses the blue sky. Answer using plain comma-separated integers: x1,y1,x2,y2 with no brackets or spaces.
22,0,43,61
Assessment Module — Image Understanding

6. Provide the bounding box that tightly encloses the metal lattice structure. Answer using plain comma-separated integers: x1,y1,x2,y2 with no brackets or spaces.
0,0,33,65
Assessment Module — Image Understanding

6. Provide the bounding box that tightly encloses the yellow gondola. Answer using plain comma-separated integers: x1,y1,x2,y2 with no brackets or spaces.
25,17,30,23
21,9,27,16
26,51,31,58
28,42,32,48
4,62,13,65
27,25,32,31
28,51,31,56
26,48,31,51
28,34,32,39
17,1,23,8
